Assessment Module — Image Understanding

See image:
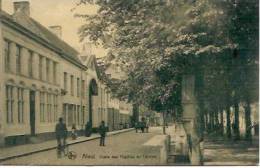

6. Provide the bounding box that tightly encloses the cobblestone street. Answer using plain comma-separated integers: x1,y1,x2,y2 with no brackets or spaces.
1,128,166,166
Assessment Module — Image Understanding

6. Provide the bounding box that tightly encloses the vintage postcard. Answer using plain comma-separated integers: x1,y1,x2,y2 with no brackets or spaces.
0,0,259,166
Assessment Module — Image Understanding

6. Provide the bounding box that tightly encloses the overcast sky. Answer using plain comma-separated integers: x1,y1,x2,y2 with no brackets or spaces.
2,0,107,57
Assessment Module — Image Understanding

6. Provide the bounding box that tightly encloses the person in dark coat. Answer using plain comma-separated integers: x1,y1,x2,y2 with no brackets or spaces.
141,117,146,133
99,121,107,146
55,117,68,158
135,122,139,133
254,122,259,136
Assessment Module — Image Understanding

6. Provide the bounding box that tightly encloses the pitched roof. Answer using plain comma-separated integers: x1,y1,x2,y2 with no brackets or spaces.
80,53,102,80
0,10,87,69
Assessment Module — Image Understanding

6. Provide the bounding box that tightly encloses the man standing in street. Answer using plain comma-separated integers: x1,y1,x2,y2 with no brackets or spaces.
135,122,139,133
55,117,68,158
141,117,146,133
99,121,107,146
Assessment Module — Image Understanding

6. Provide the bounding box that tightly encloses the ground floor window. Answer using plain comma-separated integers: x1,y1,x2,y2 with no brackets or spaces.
63,103,68,124
47,93,52,123
77,105,80,125
100,108,102,121
6,85,14,123
40,92,45,122
68,104,74,127
63,104,86,127
53,95,58,122
82,106,85,125
17,87,24,123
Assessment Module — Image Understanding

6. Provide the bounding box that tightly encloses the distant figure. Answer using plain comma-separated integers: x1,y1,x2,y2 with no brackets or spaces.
232,122,237,135
141,117,146,133
85,121,92,137
55,117,68,158
71,124,77,140
254,122,259,136
135,122,139,133
145,121,149,133
249,122,259,136
99,121,107,146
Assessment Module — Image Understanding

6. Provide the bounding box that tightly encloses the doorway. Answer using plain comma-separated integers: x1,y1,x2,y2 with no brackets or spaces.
30,91,36,135
88,79,98,128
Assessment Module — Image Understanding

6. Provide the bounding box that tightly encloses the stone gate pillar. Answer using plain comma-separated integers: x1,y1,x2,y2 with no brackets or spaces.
181,75,203,165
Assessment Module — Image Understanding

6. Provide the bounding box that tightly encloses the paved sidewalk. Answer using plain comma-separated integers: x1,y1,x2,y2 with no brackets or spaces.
0,128,134,162
203,135,259,166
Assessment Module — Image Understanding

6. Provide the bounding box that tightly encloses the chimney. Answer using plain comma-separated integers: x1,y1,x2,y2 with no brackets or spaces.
49,25,62,38
14,1,30,16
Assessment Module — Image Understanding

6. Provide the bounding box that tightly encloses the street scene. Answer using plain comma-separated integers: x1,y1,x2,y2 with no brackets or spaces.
0,0,259,166
1,128,164,165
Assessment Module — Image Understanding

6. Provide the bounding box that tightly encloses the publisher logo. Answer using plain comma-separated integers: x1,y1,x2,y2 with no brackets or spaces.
67,151,77,160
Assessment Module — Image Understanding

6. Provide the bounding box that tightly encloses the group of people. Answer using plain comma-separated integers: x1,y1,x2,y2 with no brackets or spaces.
135,117,149,133
55,118,107,158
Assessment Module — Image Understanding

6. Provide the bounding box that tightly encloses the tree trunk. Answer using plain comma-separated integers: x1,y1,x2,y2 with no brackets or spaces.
234,101,240,140
183,120,203,165
210,112,214,132
181,74,203,165
132,103,139,123
244,101,252,141
199,102,205,134
220,109,224,135
214,110,219,132
204,113,208,132
226,106,232,139
163,111,166,135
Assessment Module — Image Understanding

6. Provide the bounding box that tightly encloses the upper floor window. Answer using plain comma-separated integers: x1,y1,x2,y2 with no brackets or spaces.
53,62,57,84
81,80,85,98
39,56,43,80
70,75,74,96
64,72,67,91
46,59,50,82
16,45,21,74
4,40,11,72
77,78,80,97
28,51,33,77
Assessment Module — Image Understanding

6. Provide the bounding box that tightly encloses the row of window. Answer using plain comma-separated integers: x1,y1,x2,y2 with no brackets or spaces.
6,85,24,124
63,104,86,127
97,108,106,123
4,39,58,84
6,85,59,124
40,92,58,123
63,72,85,98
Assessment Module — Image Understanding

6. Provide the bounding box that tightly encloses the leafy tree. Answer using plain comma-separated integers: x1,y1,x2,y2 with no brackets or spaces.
77,0,258,142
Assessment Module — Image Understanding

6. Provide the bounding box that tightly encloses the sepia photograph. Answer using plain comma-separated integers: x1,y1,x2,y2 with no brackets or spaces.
0,0,259,166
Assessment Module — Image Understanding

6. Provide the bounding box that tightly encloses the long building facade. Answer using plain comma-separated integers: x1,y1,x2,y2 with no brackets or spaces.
0,1,132,146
